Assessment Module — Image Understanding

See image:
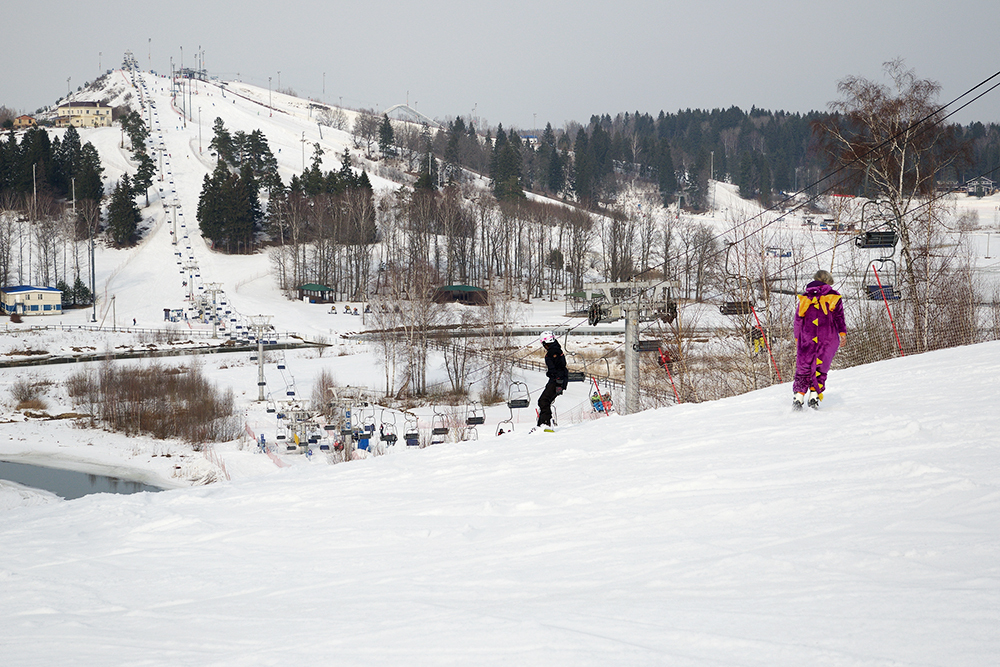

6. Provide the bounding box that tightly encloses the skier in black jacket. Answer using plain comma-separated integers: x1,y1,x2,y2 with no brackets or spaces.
537,331,568,428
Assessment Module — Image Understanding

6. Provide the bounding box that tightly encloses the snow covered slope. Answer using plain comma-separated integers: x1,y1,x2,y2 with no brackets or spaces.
1,340,998,666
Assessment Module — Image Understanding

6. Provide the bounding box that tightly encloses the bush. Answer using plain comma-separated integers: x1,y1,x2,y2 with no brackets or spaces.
66,361,239,444
10,377,47,410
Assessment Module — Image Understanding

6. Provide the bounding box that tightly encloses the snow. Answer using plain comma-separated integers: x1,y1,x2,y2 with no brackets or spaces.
2,70,1000,665
2,342,1000,665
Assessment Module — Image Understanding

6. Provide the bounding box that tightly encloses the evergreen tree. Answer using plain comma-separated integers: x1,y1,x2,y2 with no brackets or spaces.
56,279,73,306
657,141,677,206
134,151,155,206
209,117,234,164
488,124,523,200
107,175,140,246
378,115,395,156
573,129,594,205
75,143,104,203
72,276,93,306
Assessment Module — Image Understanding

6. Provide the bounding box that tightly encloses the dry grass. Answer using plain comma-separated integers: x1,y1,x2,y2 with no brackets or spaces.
65,362,240,446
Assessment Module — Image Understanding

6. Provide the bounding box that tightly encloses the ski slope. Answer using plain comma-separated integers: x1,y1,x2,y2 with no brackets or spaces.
3,69,1000,665
1,341,999,666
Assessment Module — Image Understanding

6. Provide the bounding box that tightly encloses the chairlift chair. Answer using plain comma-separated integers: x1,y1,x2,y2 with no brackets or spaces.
720,242,756,316
403,413,420,447
431,408,450,445
465,400,486,426
507,381,531,410
380,409,398,445
864,258,901,301
855,200,899,251
586,358,614,414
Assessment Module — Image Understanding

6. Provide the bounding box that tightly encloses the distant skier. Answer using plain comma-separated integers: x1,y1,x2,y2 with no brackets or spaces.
536,331,568,428
793,270,846,410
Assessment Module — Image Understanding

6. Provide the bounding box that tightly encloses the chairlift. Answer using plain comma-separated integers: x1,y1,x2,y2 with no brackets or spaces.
720,242,756,316
507,381,531,410
266,400,276,414
380,409,398,445
864,258,901,301
855,200,899,251
465,400,486,426
720,301,753,316
589,358,613,414
431,408,450,444
403,413,420,447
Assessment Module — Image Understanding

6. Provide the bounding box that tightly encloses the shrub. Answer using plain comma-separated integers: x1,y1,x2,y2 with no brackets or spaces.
10,377,48,410
66,362,239,444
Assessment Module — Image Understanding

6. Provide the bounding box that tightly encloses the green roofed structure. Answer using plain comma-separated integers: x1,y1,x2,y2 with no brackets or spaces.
431,285,488,305
297,284,334,303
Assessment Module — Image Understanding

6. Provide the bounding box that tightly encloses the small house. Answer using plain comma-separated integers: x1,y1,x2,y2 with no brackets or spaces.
1,286,63,316
297,283,334,303
965,176,995,197
12,115,36,130
431,285,488,305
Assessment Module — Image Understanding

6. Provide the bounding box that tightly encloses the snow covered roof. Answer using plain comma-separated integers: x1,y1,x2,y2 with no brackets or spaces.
0,285,61,294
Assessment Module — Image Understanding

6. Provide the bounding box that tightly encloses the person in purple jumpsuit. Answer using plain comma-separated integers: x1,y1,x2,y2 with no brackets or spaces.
793,270,846,409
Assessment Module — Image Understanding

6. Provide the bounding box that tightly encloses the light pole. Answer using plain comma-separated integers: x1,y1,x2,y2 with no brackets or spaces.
268,77,272,116
301,132,306,171
277,71,280,90
322,72,325,98
198,107,202,153
710,150,715,212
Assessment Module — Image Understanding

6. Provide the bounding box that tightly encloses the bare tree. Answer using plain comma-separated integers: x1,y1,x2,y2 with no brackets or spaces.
818,59,969,350
352,109,381,157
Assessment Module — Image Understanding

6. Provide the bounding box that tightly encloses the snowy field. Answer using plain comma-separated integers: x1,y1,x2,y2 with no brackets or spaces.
1,342,999,665
2,69,1000,664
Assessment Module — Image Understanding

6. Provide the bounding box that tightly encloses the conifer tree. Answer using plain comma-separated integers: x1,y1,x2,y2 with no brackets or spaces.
107,175,140,246
378,115,395,156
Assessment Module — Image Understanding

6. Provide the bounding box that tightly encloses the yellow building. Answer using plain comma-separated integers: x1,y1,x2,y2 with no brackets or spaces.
1,286,63,316
55,102,112,128
13,115,36,129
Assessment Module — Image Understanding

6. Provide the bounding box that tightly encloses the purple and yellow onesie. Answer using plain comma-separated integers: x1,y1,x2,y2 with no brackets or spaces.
793,280,847,398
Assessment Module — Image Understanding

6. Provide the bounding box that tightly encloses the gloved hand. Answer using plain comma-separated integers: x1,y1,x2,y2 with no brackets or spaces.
555,385,564,395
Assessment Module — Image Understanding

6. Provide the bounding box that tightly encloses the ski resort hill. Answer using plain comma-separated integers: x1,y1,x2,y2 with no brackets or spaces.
1,340,999,665
3,64,1000,664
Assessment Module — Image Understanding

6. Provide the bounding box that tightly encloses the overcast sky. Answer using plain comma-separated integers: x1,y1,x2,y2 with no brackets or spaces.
4,0,998,129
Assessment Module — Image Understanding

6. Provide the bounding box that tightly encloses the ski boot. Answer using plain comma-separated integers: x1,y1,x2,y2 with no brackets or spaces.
792,393,805,411
807,390,820,410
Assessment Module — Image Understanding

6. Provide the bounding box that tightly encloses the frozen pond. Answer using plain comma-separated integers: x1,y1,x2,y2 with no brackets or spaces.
0,460,163,499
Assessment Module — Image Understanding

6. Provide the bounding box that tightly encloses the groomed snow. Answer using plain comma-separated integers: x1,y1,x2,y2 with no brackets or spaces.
2,341,999,665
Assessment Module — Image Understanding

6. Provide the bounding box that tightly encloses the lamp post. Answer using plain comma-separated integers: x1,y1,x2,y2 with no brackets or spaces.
710,150,715,212
198,107,202,153
268,77,272,117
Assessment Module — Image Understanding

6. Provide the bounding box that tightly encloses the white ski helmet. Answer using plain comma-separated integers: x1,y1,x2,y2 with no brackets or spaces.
540,331,556,344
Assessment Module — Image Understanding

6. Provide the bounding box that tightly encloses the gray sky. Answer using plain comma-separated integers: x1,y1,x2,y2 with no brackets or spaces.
4,0,998,129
